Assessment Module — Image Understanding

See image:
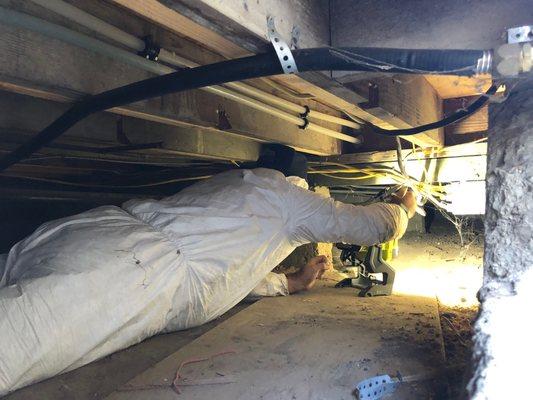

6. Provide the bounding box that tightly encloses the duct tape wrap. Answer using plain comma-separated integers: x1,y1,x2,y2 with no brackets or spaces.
267,16,298,74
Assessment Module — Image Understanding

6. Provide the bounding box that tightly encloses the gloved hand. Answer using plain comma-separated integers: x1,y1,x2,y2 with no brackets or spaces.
389,187,417,218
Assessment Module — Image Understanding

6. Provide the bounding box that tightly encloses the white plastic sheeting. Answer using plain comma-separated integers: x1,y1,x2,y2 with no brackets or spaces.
246,272,289,300
0,168,407,395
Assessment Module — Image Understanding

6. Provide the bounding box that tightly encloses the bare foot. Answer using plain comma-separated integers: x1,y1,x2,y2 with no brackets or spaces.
286,255,330,293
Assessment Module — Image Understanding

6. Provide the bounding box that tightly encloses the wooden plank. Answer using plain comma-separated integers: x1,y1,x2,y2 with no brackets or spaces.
107,0,445,148
106,288,445,399
345,75,444,147
444,98,488,135
162,0,330,50
108,0,250,58
0,22,340,156
0,89,263,163
0,187,151,202
425,75,492,99
322,142,487,164
310,154,487,186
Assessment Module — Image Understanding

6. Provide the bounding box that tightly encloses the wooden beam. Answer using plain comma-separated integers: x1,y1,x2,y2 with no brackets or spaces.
159,0,331,50
0,22,341,156
0,91,263,163
425,74,492,99
344,75,444,147
444,98,488,135
107,0,445,148
0,187,151,202
107,0,250,58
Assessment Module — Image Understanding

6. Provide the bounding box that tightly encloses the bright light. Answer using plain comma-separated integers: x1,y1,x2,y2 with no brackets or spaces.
390,242,483,307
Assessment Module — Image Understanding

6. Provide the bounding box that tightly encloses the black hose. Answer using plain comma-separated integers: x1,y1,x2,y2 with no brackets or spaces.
366,84,498,136
295,47,488,75
0,47,490,171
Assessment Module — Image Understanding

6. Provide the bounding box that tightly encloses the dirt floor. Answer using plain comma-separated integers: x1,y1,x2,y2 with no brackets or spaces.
391,229,484,307
439,304,477,399
390,220,483,399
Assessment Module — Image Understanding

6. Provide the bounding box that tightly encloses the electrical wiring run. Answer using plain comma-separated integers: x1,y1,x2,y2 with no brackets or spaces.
309,142,481,245
0,173,212,188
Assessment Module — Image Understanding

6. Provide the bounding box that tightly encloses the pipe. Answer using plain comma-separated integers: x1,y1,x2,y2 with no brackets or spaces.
29,0,360,130
1,6,356,145
0,10,492,171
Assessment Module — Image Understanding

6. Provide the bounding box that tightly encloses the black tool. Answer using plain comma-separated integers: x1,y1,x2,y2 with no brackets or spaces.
335,243,395,297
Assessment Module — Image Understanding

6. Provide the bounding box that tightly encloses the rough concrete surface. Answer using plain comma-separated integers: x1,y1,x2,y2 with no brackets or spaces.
468,79,533,399
331,0,533,50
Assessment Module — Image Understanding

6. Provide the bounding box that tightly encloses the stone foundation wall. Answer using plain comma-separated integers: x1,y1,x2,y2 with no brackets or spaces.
468,79,533,399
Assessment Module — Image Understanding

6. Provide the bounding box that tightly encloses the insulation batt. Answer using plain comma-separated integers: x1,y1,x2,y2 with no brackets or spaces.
0,168,407,394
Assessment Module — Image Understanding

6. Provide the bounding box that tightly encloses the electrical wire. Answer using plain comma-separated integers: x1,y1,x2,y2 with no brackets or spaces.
312,156,473,243
0,173,212,188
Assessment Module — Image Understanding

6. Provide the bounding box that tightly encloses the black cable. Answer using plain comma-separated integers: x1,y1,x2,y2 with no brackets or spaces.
366,84,499,136
0,47,491,171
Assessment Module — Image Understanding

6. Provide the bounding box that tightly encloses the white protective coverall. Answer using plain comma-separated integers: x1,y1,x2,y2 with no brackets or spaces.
0,168,407,395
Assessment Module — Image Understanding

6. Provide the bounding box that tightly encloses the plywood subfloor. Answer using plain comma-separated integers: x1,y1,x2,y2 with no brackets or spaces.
107,287,446,400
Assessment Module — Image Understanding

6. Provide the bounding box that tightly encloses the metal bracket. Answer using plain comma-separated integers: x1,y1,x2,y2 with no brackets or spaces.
355,375,399,400
138,35,161,61
298,105,310,129
358,82,379,110
507,25,533,44
216,109,232,130
267,16,298,74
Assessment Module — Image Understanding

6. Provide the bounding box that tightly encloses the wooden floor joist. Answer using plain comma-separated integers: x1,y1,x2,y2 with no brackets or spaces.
107,0,447,148
0,21,341,156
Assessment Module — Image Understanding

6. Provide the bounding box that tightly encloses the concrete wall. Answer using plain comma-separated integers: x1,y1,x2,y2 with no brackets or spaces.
468,78,533,399
331,0,533,50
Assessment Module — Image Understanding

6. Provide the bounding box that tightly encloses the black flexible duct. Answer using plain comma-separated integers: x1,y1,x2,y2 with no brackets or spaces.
0,47,491,171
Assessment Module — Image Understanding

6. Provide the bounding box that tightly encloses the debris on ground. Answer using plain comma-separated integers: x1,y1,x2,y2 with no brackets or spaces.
438,304,478,399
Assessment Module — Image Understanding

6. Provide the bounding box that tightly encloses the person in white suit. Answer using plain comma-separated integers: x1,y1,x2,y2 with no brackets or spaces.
0,148,415,395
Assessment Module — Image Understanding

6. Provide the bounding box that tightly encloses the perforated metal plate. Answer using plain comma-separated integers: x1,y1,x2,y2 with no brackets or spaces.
355,374,398,400
267,16,298,74
508,26,533,44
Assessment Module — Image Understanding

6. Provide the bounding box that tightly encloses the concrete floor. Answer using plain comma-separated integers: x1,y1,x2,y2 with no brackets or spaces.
3,226,483,400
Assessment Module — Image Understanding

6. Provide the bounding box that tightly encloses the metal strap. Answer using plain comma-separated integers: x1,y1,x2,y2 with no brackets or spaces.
355,374,398,400
267,16,298,74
